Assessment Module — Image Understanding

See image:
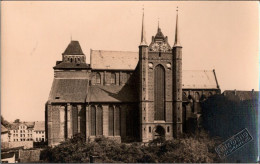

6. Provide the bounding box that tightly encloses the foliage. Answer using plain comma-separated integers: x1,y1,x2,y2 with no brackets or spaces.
40,131,221,163
14,119,20,123
1,115,11,129
201,94,258,139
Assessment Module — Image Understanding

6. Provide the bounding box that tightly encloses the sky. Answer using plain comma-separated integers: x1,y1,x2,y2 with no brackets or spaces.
1,1,259,122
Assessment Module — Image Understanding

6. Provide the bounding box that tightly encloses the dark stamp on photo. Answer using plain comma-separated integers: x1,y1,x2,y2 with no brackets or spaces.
215,128,253,159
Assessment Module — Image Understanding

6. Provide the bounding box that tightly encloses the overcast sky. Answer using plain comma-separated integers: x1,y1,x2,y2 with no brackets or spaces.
1,1,259,122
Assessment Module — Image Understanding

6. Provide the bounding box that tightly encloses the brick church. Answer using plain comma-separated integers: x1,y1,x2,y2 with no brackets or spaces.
45,11,221,146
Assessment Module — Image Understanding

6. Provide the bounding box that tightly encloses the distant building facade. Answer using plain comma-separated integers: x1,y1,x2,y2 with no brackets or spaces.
8,121,45,142
46,12,221,146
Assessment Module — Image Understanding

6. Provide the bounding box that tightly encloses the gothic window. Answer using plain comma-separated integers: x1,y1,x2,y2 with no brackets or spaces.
96,72,101,84
108,105,114,136
90,105,96,136
114,106,120,136
111,72,116,84
154,64,165,120
70,58,73,63
96,105,103,136
195,92,200,101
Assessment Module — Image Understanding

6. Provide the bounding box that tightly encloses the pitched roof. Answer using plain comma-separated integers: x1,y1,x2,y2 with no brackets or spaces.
1,124,8,133
48,79,89,103
90,50,138,70
54,62,90,69
90,50,220,90
34,121,45,131
63,40,84,55
223,90,259,101
9,122,34,130
87,85,138,102
182,70,219,89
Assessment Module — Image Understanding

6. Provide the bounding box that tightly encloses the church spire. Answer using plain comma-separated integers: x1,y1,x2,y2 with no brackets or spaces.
140,7,147,46
174,7,182,47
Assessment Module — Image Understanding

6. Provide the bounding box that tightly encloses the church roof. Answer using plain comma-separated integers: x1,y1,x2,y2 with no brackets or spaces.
54,62,90,69
87,85,138,102
91,50,219,90
182,70,219,89
90,50,138,70
48,79,89,103
63,40,84,55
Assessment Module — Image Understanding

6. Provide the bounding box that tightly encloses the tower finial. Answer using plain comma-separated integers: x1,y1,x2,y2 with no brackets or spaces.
158,17,160,29
174,6,182,47
140,6,147,46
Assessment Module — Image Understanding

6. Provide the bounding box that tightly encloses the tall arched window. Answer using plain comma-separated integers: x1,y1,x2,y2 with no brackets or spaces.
90,106,96,136
154,65,165,120
96,73,101,84
108,105,114,136
111,72,116,84
96,105,103,135
114,106,120,136
195,92,200,101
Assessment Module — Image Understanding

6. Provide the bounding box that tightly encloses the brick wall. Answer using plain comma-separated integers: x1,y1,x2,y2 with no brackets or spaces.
19,149,42,163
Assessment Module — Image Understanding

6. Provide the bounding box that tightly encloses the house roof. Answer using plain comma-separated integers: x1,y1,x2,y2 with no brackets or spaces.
223,90,259,101
1,124,8,133
54,62,90,69
48,79,89,103
90,50,138,70
34,121,45,131
9,122,34,130
182,70,219,89
87,85,138,103
63,40,84,55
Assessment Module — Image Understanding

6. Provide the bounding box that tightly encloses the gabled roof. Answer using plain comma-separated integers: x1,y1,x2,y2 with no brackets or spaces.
90,50,138,70
34,121,45,131
87,85,138,103
63,40,84,55
54,62,90,69
1,124,8,133
182,70,220,89
90,50,220,90
48,79,89,103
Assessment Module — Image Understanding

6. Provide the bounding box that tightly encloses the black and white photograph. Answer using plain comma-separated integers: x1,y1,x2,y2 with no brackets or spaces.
1,1,259,163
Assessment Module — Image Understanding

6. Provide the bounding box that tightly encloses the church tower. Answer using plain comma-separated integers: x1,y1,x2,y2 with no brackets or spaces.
138,9,149,142
172,9,183,137
139,9,176,142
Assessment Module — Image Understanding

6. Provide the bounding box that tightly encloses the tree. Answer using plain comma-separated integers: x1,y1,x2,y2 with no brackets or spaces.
14,119,20,123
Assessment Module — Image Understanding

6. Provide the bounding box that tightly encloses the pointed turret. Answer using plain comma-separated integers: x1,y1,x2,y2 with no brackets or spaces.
140,8,147,46
174,8,182,47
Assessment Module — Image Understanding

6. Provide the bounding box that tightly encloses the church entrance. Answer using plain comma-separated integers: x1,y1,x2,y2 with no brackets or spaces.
153,125,165,140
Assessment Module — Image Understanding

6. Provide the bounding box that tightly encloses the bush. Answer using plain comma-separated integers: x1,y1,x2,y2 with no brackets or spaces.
41,131,221,163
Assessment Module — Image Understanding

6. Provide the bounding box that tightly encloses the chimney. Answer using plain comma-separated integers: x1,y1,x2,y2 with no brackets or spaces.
252,89,254,93
234,89,237,95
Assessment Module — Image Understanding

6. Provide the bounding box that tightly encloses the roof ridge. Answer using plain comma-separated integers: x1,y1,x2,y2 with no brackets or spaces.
91,49,138,53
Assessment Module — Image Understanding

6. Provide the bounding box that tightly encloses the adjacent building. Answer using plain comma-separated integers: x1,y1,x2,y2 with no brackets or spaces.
8,121,45,142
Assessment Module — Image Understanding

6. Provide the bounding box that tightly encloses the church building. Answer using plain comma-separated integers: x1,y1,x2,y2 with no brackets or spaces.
45,11,221,146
